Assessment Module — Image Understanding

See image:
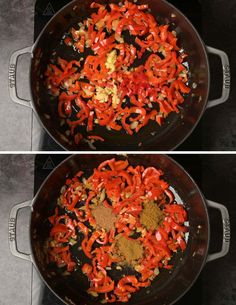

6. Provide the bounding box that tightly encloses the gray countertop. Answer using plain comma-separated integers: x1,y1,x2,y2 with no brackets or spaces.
0,155,34,304
0,1,34,151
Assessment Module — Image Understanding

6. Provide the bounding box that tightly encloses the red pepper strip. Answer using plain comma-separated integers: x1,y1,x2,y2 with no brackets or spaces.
74,133,83,145
137,4,149,10
118,171,132,186
140,269,154,282
66,119,80,135
95,250,112,268
121,112,133,135
58,93,77,118
142,167,163,181
135,109,158,132
73,208,88,222
165,189,175,203
159,25,169,41
86,231,101,253
75,171,83,178
64,36,72,46
108,117,122,131
74,35,85,53
82,263,93,276
78,222,89,236
177,235,187,250
89,280,115,293
66,258,76,272
113,159,129,171
75,97,90,117
95,108,114,126
98,158,116,171
57,57,69,70
158,99,174,116
116,17,128,36
135,37,154,49
92,36,115,55
167,218,187,232
91,8,107,24
175,80,191,93
87,135,104,141
85,192,96,225
106,14,122,32
137,280,151,287
117,276,139,292
87,111,94,132
83,54,109,81
81,237,92,258
50,224,69,236
65,194,80,211
165,204,187,223
96,232,109,245
90,2,104,9
71,27,80,40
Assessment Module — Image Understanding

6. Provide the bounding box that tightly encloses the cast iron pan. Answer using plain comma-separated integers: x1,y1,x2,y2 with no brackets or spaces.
9,0,230,150
9,0,231,150
31,0,209,151
8,155,231,305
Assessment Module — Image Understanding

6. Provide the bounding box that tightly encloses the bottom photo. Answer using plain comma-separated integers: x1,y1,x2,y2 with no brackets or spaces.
0,154,235,305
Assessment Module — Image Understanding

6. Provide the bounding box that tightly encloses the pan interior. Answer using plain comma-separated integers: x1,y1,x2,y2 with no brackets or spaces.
31,155,209,305
30,0,209,151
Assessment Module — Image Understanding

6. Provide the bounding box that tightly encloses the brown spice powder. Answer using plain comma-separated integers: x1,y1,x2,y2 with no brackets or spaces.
91,204,116,231
140,201,163,230
115,234,143,266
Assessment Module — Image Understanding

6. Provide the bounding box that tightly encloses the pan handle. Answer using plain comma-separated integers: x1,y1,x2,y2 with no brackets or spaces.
9,200,33,262
206,200,230,262
9,46,33,108
206,46,230,109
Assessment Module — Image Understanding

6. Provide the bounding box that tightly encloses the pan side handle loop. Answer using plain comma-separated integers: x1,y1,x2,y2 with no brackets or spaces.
9,200,33,262
206,46,230,108
9,46,33,108
206,200,230,262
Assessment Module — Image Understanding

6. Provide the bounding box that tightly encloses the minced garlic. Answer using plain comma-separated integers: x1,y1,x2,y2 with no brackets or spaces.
105,49,117,73
94,83,120,109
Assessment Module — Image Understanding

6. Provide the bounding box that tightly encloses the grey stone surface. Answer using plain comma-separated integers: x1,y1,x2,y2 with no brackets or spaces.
0,154,35,304
0,1,34,151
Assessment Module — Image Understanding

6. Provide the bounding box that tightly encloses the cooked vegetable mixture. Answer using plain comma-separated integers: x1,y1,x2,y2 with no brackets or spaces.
45,1,190,146
47,158,188,303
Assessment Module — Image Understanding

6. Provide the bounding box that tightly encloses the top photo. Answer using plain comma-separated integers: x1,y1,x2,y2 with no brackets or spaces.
2,0,233,151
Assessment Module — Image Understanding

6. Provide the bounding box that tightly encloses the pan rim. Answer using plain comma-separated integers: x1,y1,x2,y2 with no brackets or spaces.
29,154,210,305
29,0,210,151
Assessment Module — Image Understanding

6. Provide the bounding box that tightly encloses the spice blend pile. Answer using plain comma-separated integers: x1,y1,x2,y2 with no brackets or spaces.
47,158,188,303
45,1,190,146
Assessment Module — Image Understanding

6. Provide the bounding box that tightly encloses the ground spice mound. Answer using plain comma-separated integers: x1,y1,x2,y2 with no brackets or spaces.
91,204,116,231
140,201,164,230
115,234,143,267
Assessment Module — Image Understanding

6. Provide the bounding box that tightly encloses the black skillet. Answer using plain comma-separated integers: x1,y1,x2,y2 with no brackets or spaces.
9,154,230,305
9,0,230,151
